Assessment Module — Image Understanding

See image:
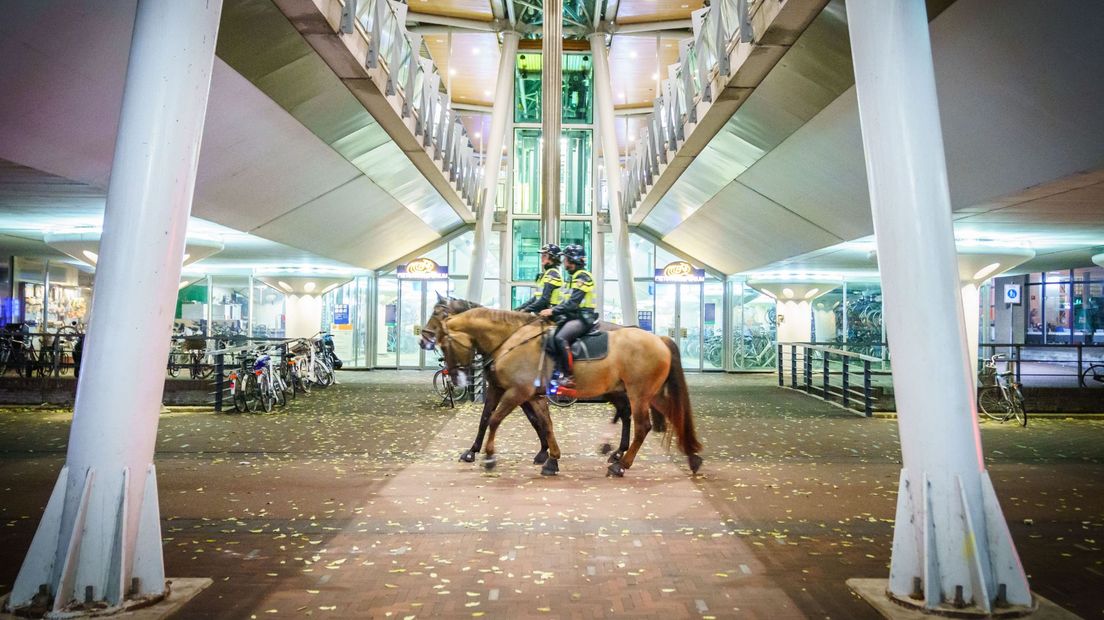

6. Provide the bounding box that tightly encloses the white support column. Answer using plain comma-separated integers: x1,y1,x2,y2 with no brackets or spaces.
541,0,563,247
847,1,1031,613
7,0,223,613
590,32,638,325
467,32,518,304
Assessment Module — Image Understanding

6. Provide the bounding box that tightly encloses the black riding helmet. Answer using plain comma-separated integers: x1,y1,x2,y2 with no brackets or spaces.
539,243,562,264
562,244,586,266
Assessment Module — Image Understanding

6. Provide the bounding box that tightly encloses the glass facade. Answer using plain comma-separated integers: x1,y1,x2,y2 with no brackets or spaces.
514,53,542,124
512,219,542,282
559,220,591,260
513,52,594,125
561,130,592,215
513,128,542,215
1022,267,1104,344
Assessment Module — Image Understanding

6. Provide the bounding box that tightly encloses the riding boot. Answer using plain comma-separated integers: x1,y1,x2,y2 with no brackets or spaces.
558,348,575,389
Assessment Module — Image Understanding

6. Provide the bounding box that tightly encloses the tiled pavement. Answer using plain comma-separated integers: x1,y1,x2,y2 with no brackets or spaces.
0,371,1102,619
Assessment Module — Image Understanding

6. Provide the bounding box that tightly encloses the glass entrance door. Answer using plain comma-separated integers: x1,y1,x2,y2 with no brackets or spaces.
653,283,704,371
396,280,450,369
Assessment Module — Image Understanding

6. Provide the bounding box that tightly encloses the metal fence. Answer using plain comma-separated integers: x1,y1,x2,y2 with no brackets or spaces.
777,343,886,417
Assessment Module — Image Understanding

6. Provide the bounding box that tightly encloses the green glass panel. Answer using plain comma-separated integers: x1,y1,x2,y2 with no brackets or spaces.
562,54,593,124
559,220,591,263
515,53,542,124
512,286,535,309
513,128,542,215
513,220,542,281
560,129,592,215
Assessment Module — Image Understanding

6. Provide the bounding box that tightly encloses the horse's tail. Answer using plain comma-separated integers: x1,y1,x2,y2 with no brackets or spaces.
660,336,701,456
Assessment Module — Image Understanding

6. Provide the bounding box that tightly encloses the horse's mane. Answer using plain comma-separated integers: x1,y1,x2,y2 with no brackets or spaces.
455,306,541,329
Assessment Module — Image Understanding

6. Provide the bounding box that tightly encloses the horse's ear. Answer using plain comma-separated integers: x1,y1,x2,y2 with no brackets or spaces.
436,291,445,303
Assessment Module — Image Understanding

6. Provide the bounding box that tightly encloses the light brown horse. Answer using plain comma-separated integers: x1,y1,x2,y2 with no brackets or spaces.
421,298,638,470
438,308,702,477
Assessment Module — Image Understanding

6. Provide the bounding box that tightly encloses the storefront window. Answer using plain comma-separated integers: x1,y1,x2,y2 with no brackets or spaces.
703,280,724,370
175,277,209,335
559,220,591,261
512,219,541,282
210,276,250,338
251,279,285,339
513,128,542,214
561,130,592,215
322,279,363,366
841,282,883,354
376,275,398,367
1043,280,1071,343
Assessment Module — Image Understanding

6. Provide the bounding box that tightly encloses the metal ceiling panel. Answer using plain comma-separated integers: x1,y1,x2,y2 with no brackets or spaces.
662,181,842,274
643,1,853,234
217,0,462,233
253,176,440,268
193,60,363,233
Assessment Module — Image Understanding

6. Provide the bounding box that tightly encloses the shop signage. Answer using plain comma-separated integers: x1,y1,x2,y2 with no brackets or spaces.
398,258,448,280
1004,283,1022,305
333,304,350,325
655,261,705,283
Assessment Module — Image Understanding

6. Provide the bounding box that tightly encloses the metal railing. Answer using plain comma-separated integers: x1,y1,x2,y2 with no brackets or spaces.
777,343,885,417
350,0,484,210
978,343,1104,389
621,0,759,213
209,337,303,412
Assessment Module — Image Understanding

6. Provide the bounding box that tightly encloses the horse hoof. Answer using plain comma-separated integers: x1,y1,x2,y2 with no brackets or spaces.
483,456,497,470
599,442,613,455
533,450,549,465
607,451,622,464
540,458,559,476
607,462,625,478
459,450,476,463
688,454,703,474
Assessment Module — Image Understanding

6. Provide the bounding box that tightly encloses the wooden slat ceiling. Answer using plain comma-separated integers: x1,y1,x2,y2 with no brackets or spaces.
608,35,680,108
614,0,705,24
408,0,494,22
424,32,502,106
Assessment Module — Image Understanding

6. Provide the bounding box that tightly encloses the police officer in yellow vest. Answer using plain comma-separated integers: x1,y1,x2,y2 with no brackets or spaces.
515,243,564,313
539,244,596,388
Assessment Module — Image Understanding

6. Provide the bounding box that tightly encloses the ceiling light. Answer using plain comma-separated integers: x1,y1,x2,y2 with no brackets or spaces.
474,132,481,139
277,280,293,292
483,90,492,97
304,281,316,293
449,68,456,76
651,72,658,80
181,253,191,263
472,47,480,56
178,280,192,290
629,51,637,59
782,287,794,299
973,262,1002,281
804,288,820,299
82,250,98,264
618,92,625,100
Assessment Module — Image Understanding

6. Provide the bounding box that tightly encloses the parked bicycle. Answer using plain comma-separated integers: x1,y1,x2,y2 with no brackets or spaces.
978,354,1026,426
1080,362,1104,388
432,356,467,405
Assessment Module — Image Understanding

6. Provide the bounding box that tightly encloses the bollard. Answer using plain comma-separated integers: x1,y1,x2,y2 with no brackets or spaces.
842,356,851,409
214,353,225,412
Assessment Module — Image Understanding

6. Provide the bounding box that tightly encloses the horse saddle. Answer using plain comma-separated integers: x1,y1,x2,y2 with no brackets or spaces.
543,328,610,362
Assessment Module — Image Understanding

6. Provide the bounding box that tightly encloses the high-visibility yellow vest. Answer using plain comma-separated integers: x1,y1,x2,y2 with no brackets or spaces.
534,267,564,304
568,269,596,309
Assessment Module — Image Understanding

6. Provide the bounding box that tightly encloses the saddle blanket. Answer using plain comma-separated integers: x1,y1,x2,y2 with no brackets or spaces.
544,330,609,362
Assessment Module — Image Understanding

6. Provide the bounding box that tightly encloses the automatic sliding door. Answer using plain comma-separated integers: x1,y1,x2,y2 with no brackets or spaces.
679,284,702,371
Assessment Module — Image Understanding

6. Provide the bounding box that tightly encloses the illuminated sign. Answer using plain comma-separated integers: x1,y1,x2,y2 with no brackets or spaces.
654,261,704,283
398,258,448,280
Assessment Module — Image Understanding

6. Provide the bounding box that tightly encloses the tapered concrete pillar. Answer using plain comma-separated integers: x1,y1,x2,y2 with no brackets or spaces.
7,0,222,613
590,32,638,325
747,281,839,343
847,1,1031,613
540,0,563,246
467,32,519,303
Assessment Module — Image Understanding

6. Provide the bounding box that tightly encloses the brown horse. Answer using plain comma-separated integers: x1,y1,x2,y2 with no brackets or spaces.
438,308,702,477
421,298,637,469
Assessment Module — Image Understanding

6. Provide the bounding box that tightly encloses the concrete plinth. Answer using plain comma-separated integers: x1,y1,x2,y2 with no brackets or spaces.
0,578,211,619
847,579,1081,620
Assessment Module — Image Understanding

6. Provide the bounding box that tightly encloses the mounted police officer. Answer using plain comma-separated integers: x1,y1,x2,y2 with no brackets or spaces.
515,243,564,314
539,243,596,389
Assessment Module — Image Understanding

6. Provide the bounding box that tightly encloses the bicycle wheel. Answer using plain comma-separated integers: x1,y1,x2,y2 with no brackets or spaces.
432,369,449,397
260,375,274,413
296,359,311,394
167,354,180,378
977,387,1010,421
314,360,335,388
241,373,259,412
231,375,248,413
1080,363,1104,388
274,376,287,408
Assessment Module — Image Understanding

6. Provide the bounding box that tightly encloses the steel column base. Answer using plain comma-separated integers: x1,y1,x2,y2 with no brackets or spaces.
848,578,1083,619
885,469,1032,614
7,465,165,615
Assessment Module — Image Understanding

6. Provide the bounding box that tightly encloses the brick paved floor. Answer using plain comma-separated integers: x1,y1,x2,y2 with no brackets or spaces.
0,371,1102,619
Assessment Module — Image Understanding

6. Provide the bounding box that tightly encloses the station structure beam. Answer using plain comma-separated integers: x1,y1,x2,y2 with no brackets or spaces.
590,31,638,324
467,31,520,303
7,0,223,613
846,0,1032,613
